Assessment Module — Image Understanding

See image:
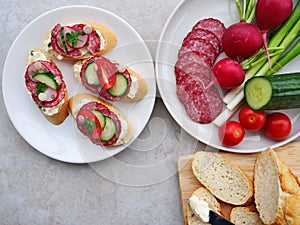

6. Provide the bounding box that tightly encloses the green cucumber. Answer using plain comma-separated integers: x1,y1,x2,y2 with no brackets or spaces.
90,109,106,129
84,62,100,86
33,72,59,90
107,73,128,97
244,73,300,110
100,116,117,142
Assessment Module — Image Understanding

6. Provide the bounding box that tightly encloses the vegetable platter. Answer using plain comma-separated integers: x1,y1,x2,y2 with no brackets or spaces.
155,0,300,153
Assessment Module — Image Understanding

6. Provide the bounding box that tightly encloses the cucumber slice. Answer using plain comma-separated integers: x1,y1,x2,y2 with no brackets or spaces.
100,116,117,142
33,72,59,90
90,109,106,129
84,62,100,86
107,73,128,97
244,77,272,110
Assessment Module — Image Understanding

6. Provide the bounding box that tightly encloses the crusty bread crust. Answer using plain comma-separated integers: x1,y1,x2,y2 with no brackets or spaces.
187,187,221,225
26,48,69,125
72,60,148,102
68,93,133,146
192,151,253,206
43,22,117,60
254,148,300,225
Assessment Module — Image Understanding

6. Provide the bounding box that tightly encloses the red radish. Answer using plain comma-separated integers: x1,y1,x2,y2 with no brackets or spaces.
255,0,293,66
212,58,245,89
221,22,263,60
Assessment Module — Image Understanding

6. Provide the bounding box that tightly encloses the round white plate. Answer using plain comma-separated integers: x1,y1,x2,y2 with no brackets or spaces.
155,0,300,153
2,5,156,163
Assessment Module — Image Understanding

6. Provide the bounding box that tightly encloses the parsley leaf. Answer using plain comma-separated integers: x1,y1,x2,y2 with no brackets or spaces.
84,118,98,134
66,31,82,48
36,83,48,95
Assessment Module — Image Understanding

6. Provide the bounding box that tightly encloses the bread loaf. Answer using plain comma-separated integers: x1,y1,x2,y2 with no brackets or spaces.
254,147,300,225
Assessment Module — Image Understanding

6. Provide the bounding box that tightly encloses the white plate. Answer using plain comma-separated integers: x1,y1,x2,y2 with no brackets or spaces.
2,5,156,163
155,0,300,153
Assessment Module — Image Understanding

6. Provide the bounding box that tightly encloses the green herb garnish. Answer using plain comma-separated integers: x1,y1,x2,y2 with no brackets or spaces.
84,118,98,134
36,83,48,95
66,30,82,48
59,27,69,55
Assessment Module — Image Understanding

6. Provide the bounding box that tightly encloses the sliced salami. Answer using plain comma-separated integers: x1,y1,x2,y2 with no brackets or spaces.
25,60,67,108
176,77,223,123
175,62,213,88
178,38,217,65
78,102,122,146
87,31,101,55
192,18,226,45
175,51,212,77
183,28,221,54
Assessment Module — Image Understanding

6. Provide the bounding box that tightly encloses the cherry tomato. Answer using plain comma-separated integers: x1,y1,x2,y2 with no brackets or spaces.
238,105,267,131
218,121,245,146
264,112,292,141
77,109,102,139
95,57,117,89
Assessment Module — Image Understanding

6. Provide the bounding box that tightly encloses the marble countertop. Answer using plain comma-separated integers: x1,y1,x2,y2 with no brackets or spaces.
0,0,208,224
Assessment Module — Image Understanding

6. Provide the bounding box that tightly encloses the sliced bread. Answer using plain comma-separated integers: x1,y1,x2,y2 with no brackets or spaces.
254,147,300,225
192,151,253,206
230,206,264,225
187,187,221,225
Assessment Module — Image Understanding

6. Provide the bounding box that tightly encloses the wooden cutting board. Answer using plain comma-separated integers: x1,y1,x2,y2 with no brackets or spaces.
177,141,300,224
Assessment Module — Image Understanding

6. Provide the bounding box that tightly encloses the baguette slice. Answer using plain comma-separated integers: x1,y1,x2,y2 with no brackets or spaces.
69,93,133,146
43,22,117,60
187,187,221,225
230,207,264,225
73,57,148,102
254,147,300,225
25,48,69,125
192,151,253,206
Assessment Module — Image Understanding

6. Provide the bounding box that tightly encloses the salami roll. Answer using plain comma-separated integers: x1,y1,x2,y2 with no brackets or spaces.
73,56,148,102
69,93,133,147
183,28,221,54
43,22,117,60
192,18,226,46
24,48,69,125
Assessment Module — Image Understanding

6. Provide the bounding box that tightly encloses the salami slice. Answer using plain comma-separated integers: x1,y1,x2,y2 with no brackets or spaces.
192,18,226,45
178,38,217,65
78,102,122,146
183,28,221,54
175,62,213,88
176,76,223,123
175,51,212,78
87,31,101,55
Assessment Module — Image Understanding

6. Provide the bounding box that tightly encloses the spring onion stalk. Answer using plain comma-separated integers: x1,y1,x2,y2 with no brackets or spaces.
235,0,256,22
216,0,300,125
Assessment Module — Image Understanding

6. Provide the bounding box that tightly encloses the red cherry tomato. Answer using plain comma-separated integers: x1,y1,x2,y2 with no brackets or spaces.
77,109,102,139
218,121,245,146
264,112,292,141
238,106,267,131
95,57,117,89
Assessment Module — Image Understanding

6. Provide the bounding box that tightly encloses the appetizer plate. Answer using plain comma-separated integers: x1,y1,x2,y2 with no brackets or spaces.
2,5,156,163
155,0,300,153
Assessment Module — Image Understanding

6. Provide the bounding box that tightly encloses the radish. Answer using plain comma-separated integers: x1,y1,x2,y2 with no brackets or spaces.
221,22,263,60
255,0,293,66
212,58,245,89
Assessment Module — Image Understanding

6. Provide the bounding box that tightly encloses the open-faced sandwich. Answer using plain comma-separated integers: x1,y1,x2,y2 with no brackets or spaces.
43,22,117,60
73,56,148,102
69,93,133,146
24,48,69,125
